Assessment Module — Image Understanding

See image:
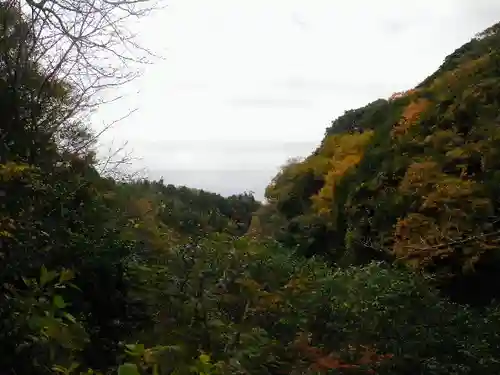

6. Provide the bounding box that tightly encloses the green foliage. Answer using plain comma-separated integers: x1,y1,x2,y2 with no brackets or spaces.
258,19,500,304
113,180,259,242
5,267,88,375
323,99,396,136
21,238,500,375
124,236,500,375
0,3,146,372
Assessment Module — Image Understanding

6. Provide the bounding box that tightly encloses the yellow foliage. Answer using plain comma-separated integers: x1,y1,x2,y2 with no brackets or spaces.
307,155,331,178
265,159,311,202
398,161,441,195
308,131,373,222
0,162,33,181
312,154,362,217
393,213,450,267
391,98,430,138
0,230,13,238
394,197,494,270
395,158,494,268
400,161,491,214
319,131,374,159
422,178,476,209
265,132,372,223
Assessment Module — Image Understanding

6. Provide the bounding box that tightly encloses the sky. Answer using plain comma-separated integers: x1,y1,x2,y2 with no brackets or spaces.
93,0,500,200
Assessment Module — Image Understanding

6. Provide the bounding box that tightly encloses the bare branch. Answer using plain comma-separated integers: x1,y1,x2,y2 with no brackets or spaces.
357,217,500,266
1,0,163,161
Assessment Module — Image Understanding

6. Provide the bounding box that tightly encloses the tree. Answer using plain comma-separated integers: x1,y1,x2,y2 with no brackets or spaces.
258,19,500,303
0,0,162,173
15,0,161,101
0,3,161,371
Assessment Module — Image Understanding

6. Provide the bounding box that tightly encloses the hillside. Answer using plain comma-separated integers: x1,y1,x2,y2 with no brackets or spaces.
254,21,500,304
114,179,259,241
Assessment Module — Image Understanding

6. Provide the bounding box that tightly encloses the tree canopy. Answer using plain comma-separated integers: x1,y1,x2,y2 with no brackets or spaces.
256,21,500,305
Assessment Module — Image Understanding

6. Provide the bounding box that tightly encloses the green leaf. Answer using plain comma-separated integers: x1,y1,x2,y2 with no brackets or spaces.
53,295,67,309
63,312,77,324
125,343,145,356
69,362,80,372
118,363,140,375
51,365,68,374
59,269,75,283
199,354,210,365
40,266,58,287
68,282,82,292
22,276,32,287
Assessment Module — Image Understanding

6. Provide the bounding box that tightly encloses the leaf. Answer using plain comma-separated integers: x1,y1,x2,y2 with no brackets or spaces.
59,269,75,283
40,266,58,287
199,354,210,364
0,230,12,238
22,276,32,287
69,363,80,372
125,343,145,356
63,312,77,324
67,282,82,292
53,295,67,309
118,363,140,375
52,365,68,374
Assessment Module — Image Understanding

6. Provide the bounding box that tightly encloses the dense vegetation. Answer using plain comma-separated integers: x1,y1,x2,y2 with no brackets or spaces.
3,2,500,374
257,21,500,305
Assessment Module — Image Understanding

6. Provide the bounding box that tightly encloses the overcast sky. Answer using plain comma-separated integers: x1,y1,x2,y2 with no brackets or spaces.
93,0,500,200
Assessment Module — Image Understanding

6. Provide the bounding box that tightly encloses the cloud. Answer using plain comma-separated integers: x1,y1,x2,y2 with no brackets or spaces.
228,97,313,109
291,12,309,31
128,139,316,153
273,78,397,96
125,139,316,169
459,0,500,23
380,20,409,34
173,82,209,91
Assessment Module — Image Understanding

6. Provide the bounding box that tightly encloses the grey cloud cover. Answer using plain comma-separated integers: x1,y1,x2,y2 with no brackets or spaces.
93,0,500,198
228,97,313,109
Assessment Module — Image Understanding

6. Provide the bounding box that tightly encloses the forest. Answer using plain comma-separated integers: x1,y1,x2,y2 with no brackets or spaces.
2,1,500,374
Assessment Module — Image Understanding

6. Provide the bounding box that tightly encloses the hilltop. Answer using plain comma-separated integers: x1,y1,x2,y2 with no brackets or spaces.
253,21,500,305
